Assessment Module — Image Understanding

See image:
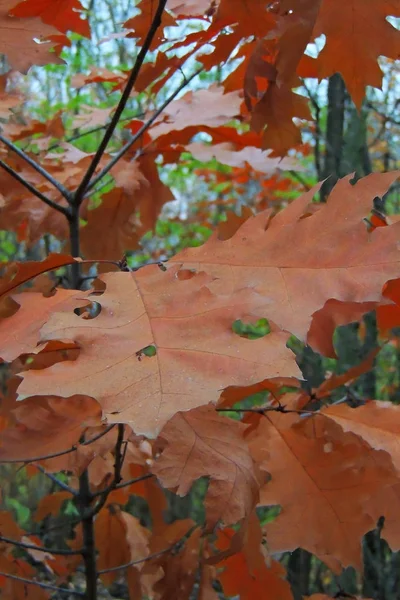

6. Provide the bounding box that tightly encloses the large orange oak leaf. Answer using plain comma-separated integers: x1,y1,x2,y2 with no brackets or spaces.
10,0,90,37
322,401,400,473
95,506,150,585
170,172,400,343
247,408,399,570
0,0,63,73
17,266,297,437
313,0,400,108
0,253,78,299
81,158,173,262
0,395,103,471
0,288,79,361
215,519,293,600
149,85,242,148
152,405,264,528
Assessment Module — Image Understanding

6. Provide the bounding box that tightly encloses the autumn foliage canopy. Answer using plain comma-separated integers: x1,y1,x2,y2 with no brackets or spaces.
0,0,399,599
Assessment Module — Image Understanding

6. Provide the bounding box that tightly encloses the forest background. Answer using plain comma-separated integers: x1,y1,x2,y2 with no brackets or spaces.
0,1,400,599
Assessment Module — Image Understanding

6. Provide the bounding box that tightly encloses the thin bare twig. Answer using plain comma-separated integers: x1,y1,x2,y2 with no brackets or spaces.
0,424,115,464
216,406,312,416
46,111,147,153
91,472,154,497
97,526,197,575
289,169,311,191
0,133,72,201
0,571,85,596
35,464,78,496
88,424,125,517
74,0,168,205
0,535,82,556
87,67,202,192
0,159,70,217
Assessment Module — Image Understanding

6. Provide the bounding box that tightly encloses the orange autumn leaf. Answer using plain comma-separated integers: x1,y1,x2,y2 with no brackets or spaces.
0,0,63,73
10,0,90,37
313,0,400,108
17,266,297,437
153,405,264,528
35,491,72,521
246,408,399,570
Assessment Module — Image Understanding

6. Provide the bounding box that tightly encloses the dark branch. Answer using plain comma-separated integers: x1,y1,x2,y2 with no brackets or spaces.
98,525,197,574
0,535,83,556
0,133,72,202
0,571,85,597
46,111,146,153
73,0,168,205
0,159,70,217
35,464,78,496
86,67,202,192
97,538,186,575
91,472,154,498
0,424,115,464
87,424,125,517
216,406,312,415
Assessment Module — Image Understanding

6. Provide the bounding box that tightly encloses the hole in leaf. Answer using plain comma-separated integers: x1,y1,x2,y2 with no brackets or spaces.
136,345,157,361
176,269,197,281
74,301,101,319
232,318,271,339
256,505,281,526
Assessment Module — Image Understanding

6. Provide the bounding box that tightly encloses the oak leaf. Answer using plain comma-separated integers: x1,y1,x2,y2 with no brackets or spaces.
247,407,398,570
95,506,150,584
10,0,90,37
0,395,103,472
322,401,400,473
0,254,78,299
170,172,400,343
215,519,293,600
0,0,63,73
17,266,297,437
313,0,400,108
153,405,264,528
81,158,173,262
149,85,242,148
0,288,78,361
35,491,72,521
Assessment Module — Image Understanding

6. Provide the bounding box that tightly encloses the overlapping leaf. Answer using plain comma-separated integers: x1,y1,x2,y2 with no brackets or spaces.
153,405,264,528
246,406,400,570
17,265,297,437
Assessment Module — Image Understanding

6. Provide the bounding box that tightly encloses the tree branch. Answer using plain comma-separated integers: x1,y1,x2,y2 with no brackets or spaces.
73,0,168,205
91,472,154,497
0,424,115,464
35,464,78,496
78,468,98,600
0,159,70,217
97,529,195,575
0,535,83,556
0,134,72,202
0,571,85,596
87,424,125,517
86,67,202,192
